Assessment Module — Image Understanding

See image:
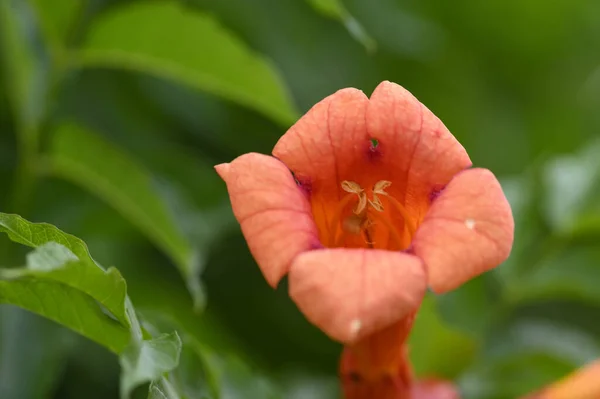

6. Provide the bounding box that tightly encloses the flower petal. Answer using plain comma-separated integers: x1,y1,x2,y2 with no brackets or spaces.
272,88,370,243
412,168,514,293
215,153,320,287
288,248,426,343
272,87,370,188
367,81,472,222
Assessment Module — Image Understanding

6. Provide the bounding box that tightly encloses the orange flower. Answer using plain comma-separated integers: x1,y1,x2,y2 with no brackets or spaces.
216,81,514,396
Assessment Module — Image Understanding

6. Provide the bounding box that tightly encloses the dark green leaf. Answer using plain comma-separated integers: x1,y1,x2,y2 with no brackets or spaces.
47,124,201,305
459,320,598,399
341,0,443,59
436,273,502,337
0,0,48,130
304,0,375,52
408,295,477,379
506,245,600,306
77,1,298,126
0,308,72,399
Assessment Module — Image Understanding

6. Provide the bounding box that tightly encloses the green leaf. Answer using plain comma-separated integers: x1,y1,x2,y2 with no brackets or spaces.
0,212,129,325
340,0,442,60
29,0,82,47
0,308,72,399
436,273,502,337
459,320,598,398
305,0,375,52
77,1,298,126
0,0,48,130
47,124,201,306
408,295,477,379
148,379,180,399
0,243,130,353
506,245,600,306
543,139,600,236
120,332,182,399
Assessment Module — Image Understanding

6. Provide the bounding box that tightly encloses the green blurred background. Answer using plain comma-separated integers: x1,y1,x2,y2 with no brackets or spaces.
2,0,600,398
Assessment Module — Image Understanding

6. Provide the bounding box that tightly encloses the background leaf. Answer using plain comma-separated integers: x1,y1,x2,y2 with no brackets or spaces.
120,332,182,399
409,296,478,379
76,1,298,126
0,242,130,353
3,0,600,398
0,212,129,325
47,124,203,306
0,308,73,399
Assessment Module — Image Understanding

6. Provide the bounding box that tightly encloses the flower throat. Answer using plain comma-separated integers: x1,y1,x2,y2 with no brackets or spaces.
327,180,416,250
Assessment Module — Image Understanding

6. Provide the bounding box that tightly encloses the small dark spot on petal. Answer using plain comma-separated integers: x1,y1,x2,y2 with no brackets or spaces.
403,244,414,255
366,137,381,161
346,372,362,383
291,171,312,196
429,184,445,203
309,240,324,251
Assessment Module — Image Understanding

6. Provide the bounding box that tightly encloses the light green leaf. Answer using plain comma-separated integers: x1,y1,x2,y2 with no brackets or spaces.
77,1,298,126
120,332,182,399
0,278,129,353
409,295,477,378
0,212,129,325
48,124,201,305
148,379,181,399
543,139,600,236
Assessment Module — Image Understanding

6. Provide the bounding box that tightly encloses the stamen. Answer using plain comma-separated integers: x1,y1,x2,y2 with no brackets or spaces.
367,211,404,250
384,195,417,238
362,229,375,249
342,180,367,214
372,180,416,238
327,193,355,247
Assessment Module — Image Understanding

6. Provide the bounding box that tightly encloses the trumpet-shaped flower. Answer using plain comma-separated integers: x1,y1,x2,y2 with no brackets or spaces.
216,81,514,397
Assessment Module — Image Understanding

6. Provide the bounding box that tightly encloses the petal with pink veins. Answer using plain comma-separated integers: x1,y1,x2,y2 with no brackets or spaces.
215,153,320,287
273,88,370,199
412,168,514,293
289,248,427,343
367,81,472,221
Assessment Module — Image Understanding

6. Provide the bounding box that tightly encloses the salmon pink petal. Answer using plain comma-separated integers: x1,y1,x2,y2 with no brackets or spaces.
215,153,320,288
272,88,369,194
412,168,514,293
367,81,472,221
288,248,426,343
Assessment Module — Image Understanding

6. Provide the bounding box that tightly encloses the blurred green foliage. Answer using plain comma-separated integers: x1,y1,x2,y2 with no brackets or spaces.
1,0,600,398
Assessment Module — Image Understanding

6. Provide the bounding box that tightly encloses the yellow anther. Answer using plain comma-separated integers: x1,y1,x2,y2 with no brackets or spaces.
341,180,367,214
373,180,392,194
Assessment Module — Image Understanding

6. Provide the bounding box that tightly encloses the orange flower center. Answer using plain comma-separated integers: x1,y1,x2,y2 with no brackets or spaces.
325,180,415,251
